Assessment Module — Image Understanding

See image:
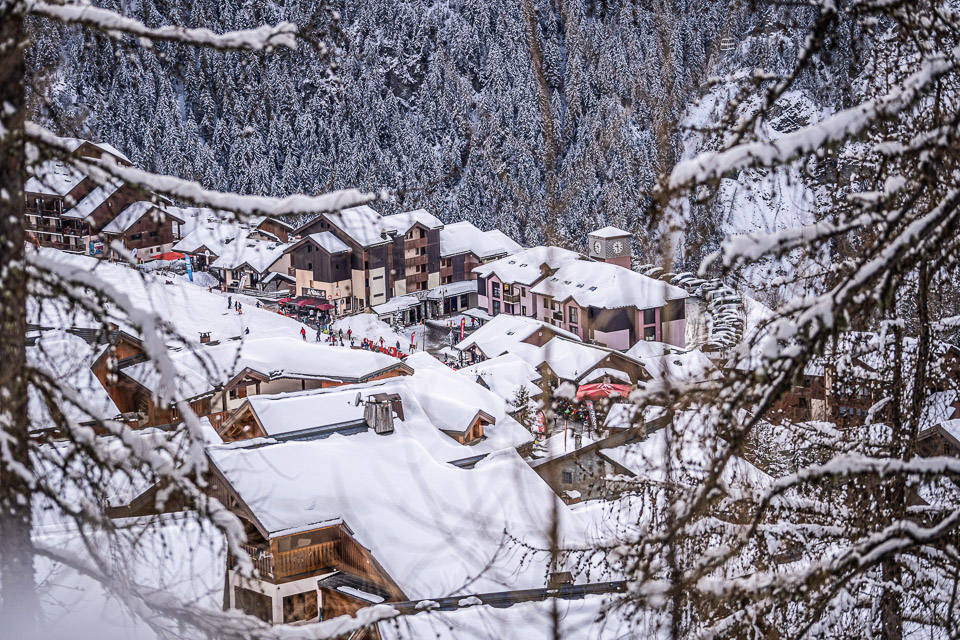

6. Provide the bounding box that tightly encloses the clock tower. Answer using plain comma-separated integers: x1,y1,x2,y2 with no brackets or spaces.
587,226,632,269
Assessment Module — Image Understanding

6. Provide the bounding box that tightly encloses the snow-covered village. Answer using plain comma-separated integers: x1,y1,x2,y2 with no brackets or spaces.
3,2,960,639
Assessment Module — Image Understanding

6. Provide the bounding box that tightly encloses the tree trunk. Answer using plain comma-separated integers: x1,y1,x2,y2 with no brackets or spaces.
0,1,39,636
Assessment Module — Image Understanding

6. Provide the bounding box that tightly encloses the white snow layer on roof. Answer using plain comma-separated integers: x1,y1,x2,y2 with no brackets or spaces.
425,279,476,300
28,248,311,345
455,314,580,358
373,294,422,315
210,237,289,273
633,349,718,383
61,180,122,220
601,411,772,494
123,336,400,399
236,355,532,461
27,332,120,430
174,218,252,256
324,205,390,247
101,201,177,234
440,221,522,259
921,391,959,429
531,261,687,309
379,594,661,640
62,136,133,164
589,225,631,239
209,438,583,599
25,159,86,196
473,246,583,285
307,231,350,254
381,208,444,233
459,354,542,407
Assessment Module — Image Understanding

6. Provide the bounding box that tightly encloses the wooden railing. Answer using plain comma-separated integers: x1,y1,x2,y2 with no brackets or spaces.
206,411,231,430
241,542,275,578
275,540,340,579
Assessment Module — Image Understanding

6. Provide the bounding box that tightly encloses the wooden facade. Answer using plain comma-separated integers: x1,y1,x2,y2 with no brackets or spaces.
440,411,493,445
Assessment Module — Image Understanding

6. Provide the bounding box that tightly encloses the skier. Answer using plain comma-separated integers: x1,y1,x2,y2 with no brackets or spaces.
338,328,343,339
227,295,232,310
256,300,262,308
347,328,352,341
316,327,322,342
244,327,250,335
237,302,242,314
300,327,307,341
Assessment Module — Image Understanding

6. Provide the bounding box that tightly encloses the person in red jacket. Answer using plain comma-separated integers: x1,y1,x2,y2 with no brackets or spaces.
300,327,306,341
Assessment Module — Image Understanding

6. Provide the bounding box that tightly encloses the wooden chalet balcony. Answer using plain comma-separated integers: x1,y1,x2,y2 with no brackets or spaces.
26,220,63,234
405,254,428,269
440,266,453,278
206,410,231,431
406,272,428,286
502,291,521,303
551,310,563,321
238,532,376,583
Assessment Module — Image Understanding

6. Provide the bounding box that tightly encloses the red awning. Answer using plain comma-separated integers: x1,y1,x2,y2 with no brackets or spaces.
278,297,293,305
317,303,334,311
576,383,631,401
154,251,186,261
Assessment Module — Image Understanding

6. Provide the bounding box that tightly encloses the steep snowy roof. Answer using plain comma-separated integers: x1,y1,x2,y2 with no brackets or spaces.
527,338,614,382
455,314,581,358
208,438,581,598
381,208,444,233
123,337,401,399
101,201,183,234
459,354,542,408
173,219,252,256
532,261,687,310
209,238,289,274
24,159,86,196
473,246,583,285
61,137,132,164
440,222,522,259
61,180,122,220
425,279,477,300
303,231,350,254
323,205,390,247
589,225,630,239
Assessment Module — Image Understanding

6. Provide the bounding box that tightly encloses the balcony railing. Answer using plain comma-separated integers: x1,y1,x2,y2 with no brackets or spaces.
238,531,374,582
404,237,428,250
503,291,520,303
405,254,428,269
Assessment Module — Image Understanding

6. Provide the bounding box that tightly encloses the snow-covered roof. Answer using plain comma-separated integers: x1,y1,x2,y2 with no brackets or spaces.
379,594,650,640
248,214,294,230
455,314,581,359
101,201,183,234
600,411,772,494
173,220,251,257
440,222,522,259
323,205,391,247
372,294,422,316
425,279,477,300
61,180,122,220
528,338,616,383
473,246,583,286
307,231,350,254
27,332,120,431
28,248,311,345
209,238,289,274
122,337,402,400
208,438,581,598
921,391,959,429
580,367,632,384
589,225,630,239
381,208,444,234
228,354,532,461
24,159,86,196
531,261,687,310
459,354,542,409
61,137,132,164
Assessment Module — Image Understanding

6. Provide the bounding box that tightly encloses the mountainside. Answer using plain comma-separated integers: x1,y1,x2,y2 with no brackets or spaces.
27,0,835,258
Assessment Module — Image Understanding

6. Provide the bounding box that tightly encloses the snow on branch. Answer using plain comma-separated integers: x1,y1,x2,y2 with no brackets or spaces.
26,0,298,51
668,43,960,190
26,122,383,219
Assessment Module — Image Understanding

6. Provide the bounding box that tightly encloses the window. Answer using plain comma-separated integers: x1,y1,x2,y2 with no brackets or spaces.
308,262,313,271
307,244,312,253
492,282,501,298
562,471,573,484
644,326,656,341
569,307,579,324
461,294,470,307
522,306,527,315
520,287,526,296
570,324,578,334
493,301,501,316
282,591,318,623
130,233,142,241
149,230,159,238
643,308,656,324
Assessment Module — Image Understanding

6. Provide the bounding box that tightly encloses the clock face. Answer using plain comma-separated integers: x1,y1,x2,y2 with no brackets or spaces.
593,240,602,254
612,240,624,255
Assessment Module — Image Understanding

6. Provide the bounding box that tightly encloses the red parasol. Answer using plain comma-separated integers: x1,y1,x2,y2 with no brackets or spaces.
576,382,631,401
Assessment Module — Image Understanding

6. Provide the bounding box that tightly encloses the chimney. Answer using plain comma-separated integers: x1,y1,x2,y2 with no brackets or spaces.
199,331,211,344
364,393,402,435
